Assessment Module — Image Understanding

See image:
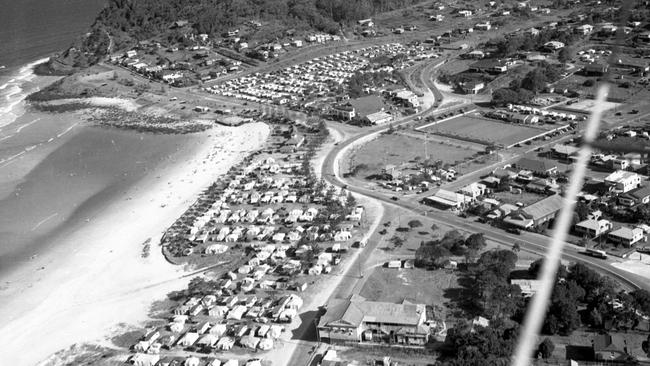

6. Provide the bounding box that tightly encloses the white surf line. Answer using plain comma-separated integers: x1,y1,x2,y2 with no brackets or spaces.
56,122,78,138
31,213,59,231
0,151,26,166
16,117,41,133
0,134,14,142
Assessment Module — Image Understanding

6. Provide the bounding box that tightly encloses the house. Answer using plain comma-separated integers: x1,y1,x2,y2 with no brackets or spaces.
516,158,557,177
460,182,488,199
185,357,200,366
459,80,485,94
469,59,508,73
332,104,356,120
618,185,650,206
608,227,645,247
574,219,613,237
510,279,543,297
583,62,609,75
216,336,235,350
504,194,565,229
178,332,200,347
392,89,420,107
475,22,491,31
466,50,485,59
131,353,160,366
458,10,473,17
511,113,539,124
358,18,374,27
604,171,641,194
424,189,474,209
543,41,565,50
551,144,580,160
365,111,393,125
575,24,594,35
318,296,429,346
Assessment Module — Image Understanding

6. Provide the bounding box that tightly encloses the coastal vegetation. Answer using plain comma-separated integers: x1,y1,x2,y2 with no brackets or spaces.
96,0,423,40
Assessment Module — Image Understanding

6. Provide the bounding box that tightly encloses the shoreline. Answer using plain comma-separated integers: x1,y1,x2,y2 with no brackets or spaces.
0,122,270,366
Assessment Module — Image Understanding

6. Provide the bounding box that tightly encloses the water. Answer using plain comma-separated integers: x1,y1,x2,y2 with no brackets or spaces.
0,0,203,273
0,0,106,130
0,0,106,69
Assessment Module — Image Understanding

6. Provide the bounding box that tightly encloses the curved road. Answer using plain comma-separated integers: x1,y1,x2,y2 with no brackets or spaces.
319,61,650,292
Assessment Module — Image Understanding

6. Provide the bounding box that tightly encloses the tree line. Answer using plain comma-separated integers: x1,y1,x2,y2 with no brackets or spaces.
94,0,423,41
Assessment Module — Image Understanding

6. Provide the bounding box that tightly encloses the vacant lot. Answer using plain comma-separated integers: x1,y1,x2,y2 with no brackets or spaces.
353,133,476,173
566,98,621,112
423,115,545,147
492,190,547,207
360,267,458,313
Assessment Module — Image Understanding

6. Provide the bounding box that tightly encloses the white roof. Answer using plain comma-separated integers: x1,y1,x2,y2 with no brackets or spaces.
609,227,643,240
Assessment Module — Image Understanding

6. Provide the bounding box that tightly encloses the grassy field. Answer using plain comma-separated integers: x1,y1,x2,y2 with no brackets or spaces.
352,133,476,174
423,115,546,147
360,267,458,313
492,190,548,207
567,98,621,112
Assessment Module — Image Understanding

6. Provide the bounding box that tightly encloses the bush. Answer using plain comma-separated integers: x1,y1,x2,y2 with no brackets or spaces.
538,338,555,359
583,79,595,87
407,220,423,228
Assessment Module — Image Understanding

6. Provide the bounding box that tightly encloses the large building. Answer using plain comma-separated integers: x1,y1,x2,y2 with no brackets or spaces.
604,170,641,194
317,296,430,346
504,194,565,229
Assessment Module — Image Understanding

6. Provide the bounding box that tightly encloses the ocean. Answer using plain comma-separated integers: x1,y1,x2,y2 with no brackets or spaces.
0,0,203,274
0,0,106,69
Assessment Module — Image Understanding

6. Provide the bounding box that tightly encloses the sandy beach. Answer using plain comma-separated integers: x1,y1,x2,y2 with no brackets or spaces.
0,121,269,366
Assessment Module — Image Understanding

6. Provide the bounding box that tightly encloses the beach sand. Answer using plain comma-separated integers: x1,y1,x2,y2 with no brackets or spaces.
0,121,269,365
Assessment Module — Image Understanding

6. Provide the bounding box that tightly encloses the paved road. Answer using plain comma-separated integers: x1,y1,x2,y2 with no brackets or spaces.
316,58,650,292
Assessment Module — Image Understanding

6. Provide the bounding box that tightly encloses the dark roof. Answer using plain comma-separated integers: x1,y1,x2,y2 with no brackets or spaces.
469,59,508,70
349,95,386,117
523,194,565,220
627,185,650,200
566,345,595,361
593,334,617,352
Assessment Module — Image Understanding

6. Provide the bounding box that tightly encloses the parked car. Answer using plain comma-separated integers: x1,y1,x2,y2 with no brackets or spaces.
506,227,521,235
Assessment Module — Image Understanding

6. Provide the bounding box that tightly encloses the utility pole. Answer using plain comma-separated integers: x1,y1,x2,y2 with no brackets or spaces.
424,131,429,160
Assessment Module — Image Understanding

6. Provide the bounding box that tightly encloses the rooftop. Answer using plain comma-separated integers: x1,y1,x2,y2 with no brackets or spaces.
523,194,565,220
318,297,426,328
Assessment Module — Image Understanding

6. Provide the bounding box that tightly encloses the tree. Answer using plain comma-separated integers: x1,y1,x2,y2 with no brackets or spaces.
575,201,591,222
345,192,356,208
538,338,555,359
465,233,487,251
631,289,650,316
558,46,574,63
407,219,423,229
543,280,584,335
497,176,511,192
528,258,544,277
390,235,405,248
521,68,547,93
512,242,521,253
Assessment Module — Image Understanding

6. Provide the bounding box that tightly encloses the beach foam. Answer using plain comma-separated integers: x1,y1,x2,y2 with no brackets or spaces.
0,58,53,130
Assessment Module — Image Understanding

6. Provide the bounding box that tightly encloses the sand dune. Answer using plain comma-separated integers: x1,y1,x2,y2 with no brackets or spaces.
0,122,269,366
